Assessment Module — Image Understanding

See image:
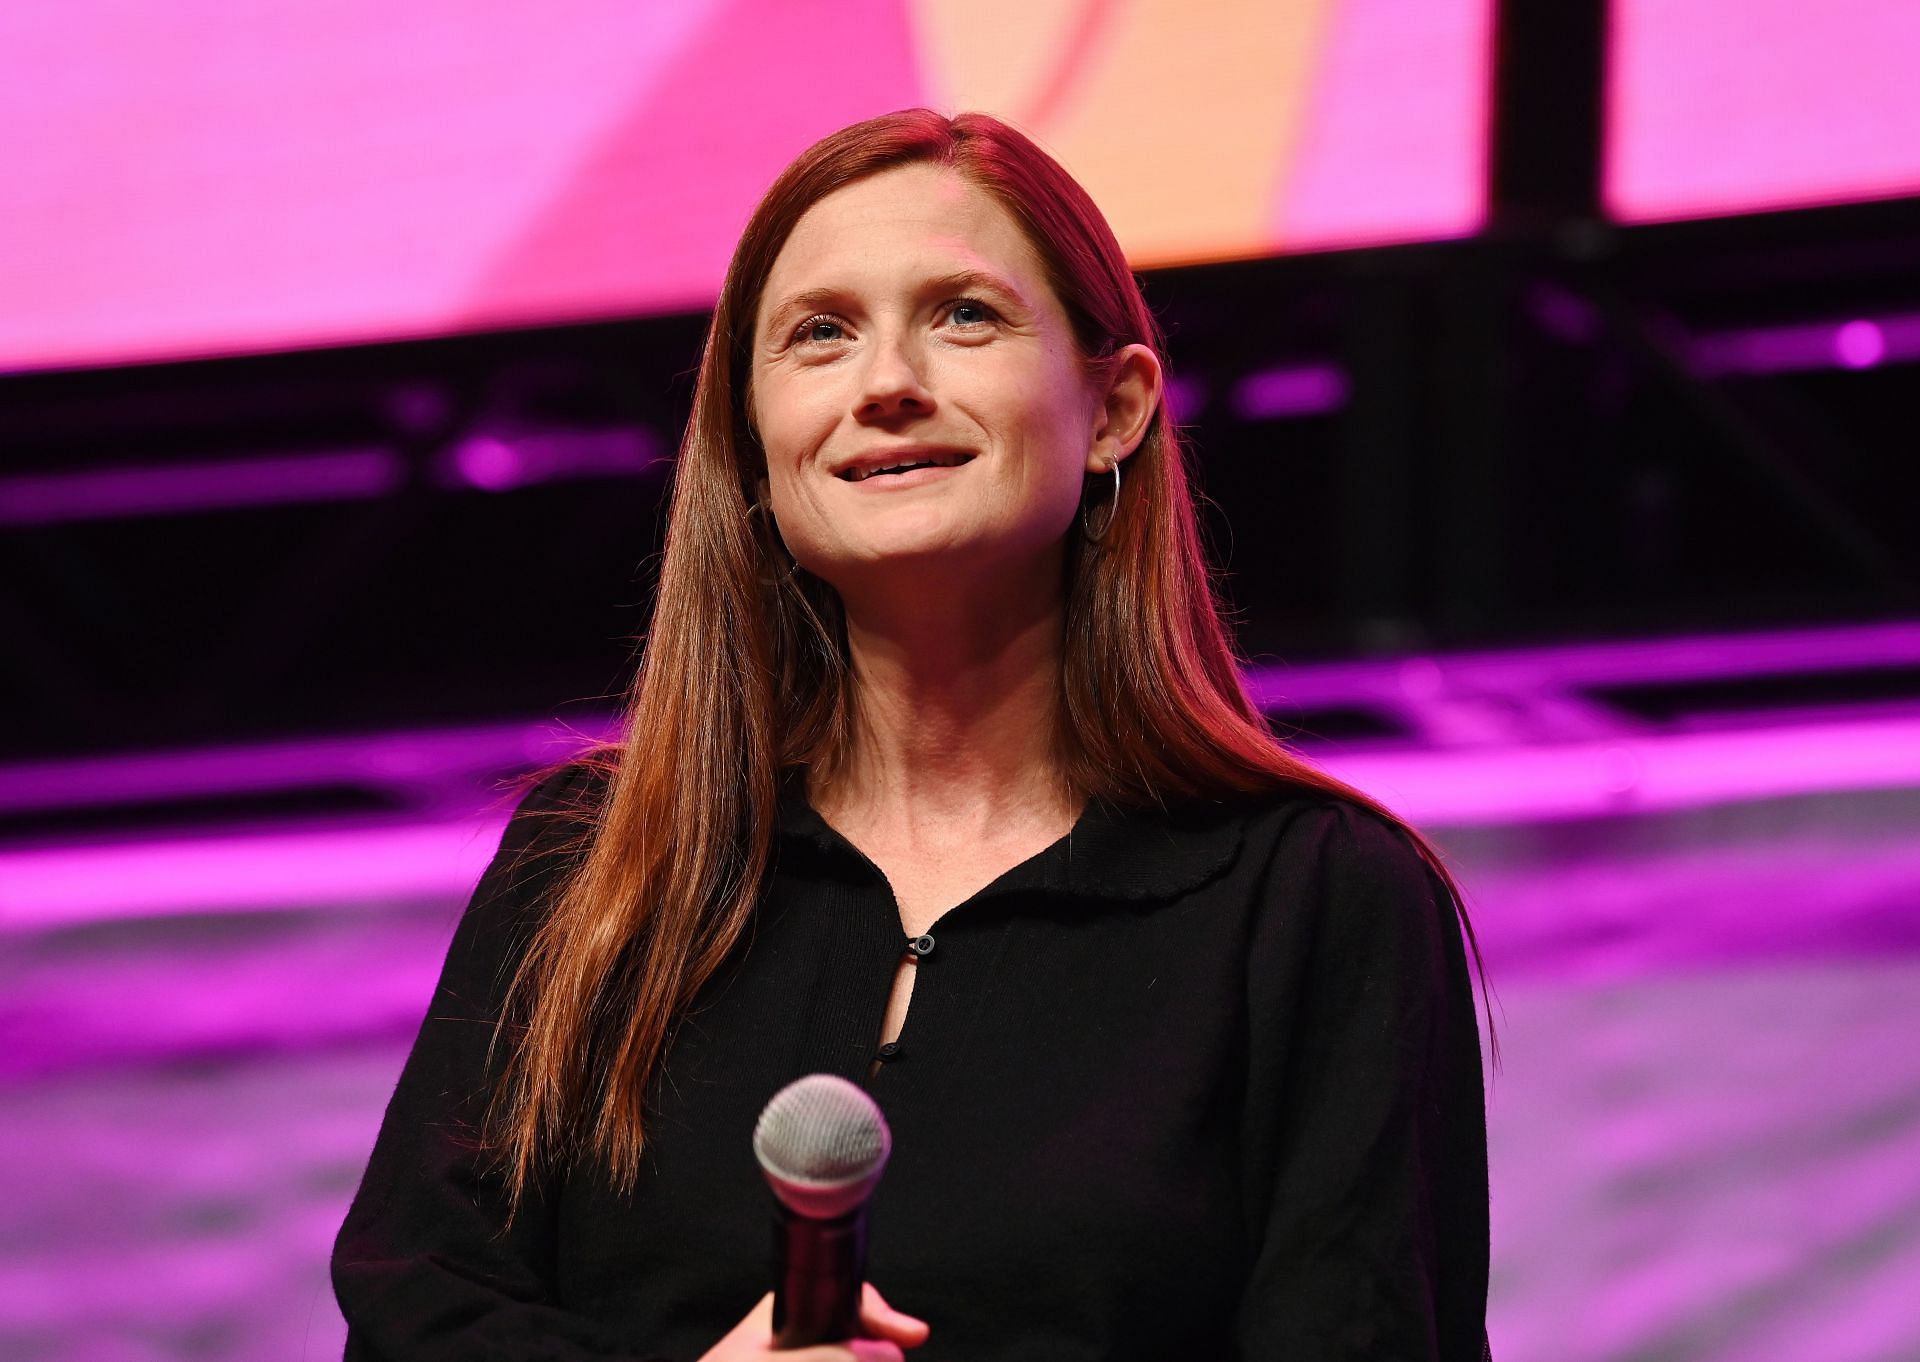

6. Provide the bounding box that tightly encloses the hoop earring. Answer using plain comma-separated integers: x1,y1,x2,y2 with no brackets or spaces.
1080,460,1122,546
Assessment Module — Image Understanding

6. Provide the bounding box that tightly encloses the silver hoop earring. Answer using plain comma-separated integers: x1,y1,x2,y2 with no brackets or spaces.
1080,460,1122,546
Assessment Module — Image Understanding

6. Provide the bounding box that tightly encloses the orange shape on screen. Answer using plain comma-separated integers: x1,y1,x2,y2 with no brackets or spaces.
907,0,1335,266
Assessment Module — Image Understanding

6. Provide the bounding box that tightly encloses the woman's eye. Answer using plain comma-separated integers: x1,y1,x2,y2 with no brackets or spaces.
794,315,845,345
947,299,995,328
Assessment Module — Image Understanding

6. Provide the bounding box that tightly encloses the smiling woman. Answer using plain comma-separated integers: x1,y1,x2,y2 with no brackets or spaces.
750,162,1157,602
332,110,1492,1362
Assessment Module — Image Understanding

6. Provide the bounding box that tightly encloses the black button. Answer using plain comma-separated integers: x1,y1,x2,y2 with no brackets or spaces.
876,1042,902,1060
906,934,935,957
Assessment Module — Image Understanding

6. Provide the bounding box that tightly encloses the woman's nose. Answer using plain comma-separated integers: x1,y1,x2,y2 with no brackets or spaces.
855,334,935,425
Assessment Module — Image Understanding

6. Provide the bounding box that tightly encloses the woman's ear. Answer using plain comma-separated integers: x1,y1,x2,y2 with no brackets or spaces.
1087,343,1163,473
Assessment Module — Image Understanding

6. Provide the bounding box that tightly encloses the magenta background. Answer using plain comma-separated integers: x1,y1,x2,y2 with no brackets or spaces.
5,4,1920,1357
0,0,1490,371
1607,0,1920,222
13,0,1920,369
5,631,1920,1360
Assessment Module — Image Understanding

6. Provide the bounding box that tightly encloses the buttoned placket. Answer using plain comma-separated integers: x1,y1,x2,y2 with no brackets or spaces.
790,816,1030,1087
772,782,1242,1093
844,848,951,1081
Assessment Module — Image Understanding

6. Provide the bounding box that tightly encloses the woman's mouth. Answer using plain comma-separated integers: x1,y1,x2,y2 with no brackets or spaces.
838,451,975,482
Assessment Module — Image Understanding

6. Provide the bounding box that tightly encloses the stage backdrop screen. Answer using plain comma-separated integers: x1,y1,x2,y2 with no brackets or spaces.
1606,0,1920,223
2,0,1490,371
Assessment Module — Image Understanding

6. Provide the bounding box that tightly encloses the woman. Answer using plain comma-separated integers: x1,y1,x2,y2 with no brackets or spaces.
334,109,1491,1361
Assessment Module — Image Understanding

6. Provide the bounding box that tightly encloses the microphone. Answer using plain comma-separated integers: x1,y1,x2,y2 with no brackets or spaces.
752,1073,892,1348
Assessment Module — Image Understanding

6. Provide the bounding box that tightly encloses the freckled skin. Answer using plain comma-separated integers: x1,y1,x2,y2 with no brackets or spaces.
748,164,1109,600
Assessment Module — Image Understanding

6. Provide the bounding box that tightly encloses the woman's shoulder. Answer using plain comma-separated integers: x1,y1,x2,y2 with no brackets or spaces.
499,754,613,831
466,754,614,923
1213,781,1427,857
1210,787,1472,1026
497,748,624,843
1213,783,1450,920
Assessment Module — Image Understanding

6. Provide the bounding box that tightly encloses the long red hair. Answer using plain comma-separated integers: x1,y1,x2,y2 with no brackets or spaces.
488,109,1489,1208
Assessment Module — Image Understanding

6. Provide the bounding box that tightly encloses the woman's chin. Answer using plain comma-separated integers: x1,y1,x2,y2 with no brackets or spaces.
801,530,1070,605
802,536,970,586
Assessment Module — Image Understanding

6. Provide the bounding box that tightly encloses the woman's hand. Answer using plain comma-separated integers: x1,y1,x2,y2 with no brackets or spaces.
697,1284,930,1361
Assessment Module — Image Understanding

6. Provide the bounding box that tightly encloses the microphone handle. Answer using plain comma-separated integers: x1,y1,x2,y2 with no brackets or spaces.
770,1201,868,1348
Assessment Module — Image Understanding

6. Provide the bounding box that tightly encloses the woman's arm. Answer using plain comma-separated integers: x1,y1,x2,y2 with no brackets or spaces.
331,762,647,1361
1235,801,1491,1361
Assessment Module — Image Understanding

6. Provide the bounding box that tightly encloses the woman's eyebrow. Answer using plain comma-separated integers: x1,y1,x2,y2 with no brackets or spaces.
760,286,844,328
919,268,1028,307
762,287,846,338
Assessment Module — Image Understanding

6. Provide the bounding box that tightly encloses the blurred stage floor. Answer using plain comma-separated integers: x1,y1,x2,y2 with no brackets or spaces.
4,623,1919,1362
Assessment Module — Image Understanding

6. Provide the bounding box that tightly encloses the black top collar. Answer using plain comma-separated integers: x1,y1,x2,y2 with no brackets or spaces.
773,774,1244,903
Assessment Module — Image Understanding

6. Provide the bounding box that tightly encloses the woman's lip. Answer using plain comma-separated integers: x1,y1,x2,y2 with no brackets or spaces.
835,450,975,481
841,460,970,488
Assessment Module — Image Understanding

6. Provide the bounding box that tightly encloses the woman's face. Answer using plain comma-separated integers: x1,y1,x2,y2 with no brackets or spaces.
748,164,1114,596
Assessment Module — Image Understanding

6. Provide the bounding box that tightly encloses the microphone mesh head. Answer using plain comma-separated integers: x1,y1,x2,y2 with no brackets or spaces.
752,1074,891,1217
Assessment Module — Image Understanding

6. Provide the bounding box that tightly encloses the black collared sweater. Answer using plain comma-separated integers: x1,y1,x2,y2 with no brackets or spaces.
333,761,1489,1361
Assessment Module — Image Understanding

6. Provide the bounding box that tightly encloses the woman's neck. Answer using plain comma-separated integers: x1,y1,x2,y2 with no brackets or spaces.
813,564,1078,842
